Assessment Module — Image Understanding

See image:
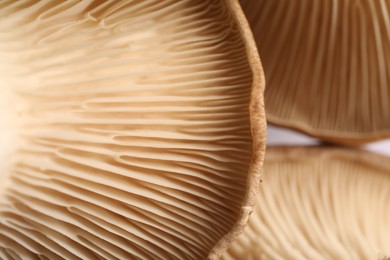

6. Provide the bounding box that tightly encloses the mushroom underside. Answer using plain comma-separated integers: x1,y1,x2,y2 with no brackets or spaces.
241,0,390,144
0,0,265,259
223,147,390,259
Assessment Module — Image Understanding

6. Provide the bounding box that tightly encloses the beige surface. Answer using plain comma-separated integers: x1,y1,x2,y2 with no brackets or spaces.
223,146,390,259
0,0,266,259
241,0,390,144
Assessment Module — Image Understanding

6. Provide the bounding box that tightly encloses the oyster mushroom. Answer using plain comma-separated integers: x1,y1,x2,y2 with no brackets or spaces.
241,0,390,144
223,147,390,259
0,0,266,259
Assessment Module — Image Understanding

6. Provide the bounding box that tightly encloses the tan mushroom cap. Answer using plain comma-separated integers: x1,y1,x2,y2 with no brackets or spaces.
241,0,390,144
222,147,390,259
0,0,266,259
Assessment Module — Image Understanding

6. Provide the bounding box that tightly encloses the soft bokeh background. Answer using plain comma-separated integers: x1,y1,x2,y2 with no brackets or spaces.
268,125,390,156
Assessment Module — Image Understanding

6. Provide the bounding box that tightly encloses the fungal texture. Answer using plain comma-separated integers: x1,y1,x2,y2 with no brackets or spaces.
223,147,390,259
241,0,390,144
0,0,265,259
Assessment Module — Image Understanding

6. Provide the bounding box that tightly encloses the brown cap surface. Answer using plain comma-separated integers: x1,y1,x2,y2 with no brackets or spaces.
241,0,390,145
223,146,390,259
0,0,266,259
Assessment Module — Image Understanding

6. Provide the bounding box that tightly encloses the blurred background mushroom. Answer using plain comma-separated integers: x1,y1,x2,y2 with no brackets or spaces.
223,147,390,259
240,0,390,144
0,0,266,258
221,0,390,259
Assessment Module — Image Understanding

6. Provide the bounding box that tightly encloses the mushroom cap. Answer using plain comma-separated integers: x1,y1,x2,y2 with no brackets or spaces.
222,146,390,259
241,0,390,144
0,0,266,259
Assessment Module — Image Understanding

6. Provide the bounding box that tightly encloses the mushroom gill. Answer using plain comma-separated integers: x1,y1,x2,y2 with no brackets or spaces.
0,0,266,259
240,0,390,144
223,147,390,259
